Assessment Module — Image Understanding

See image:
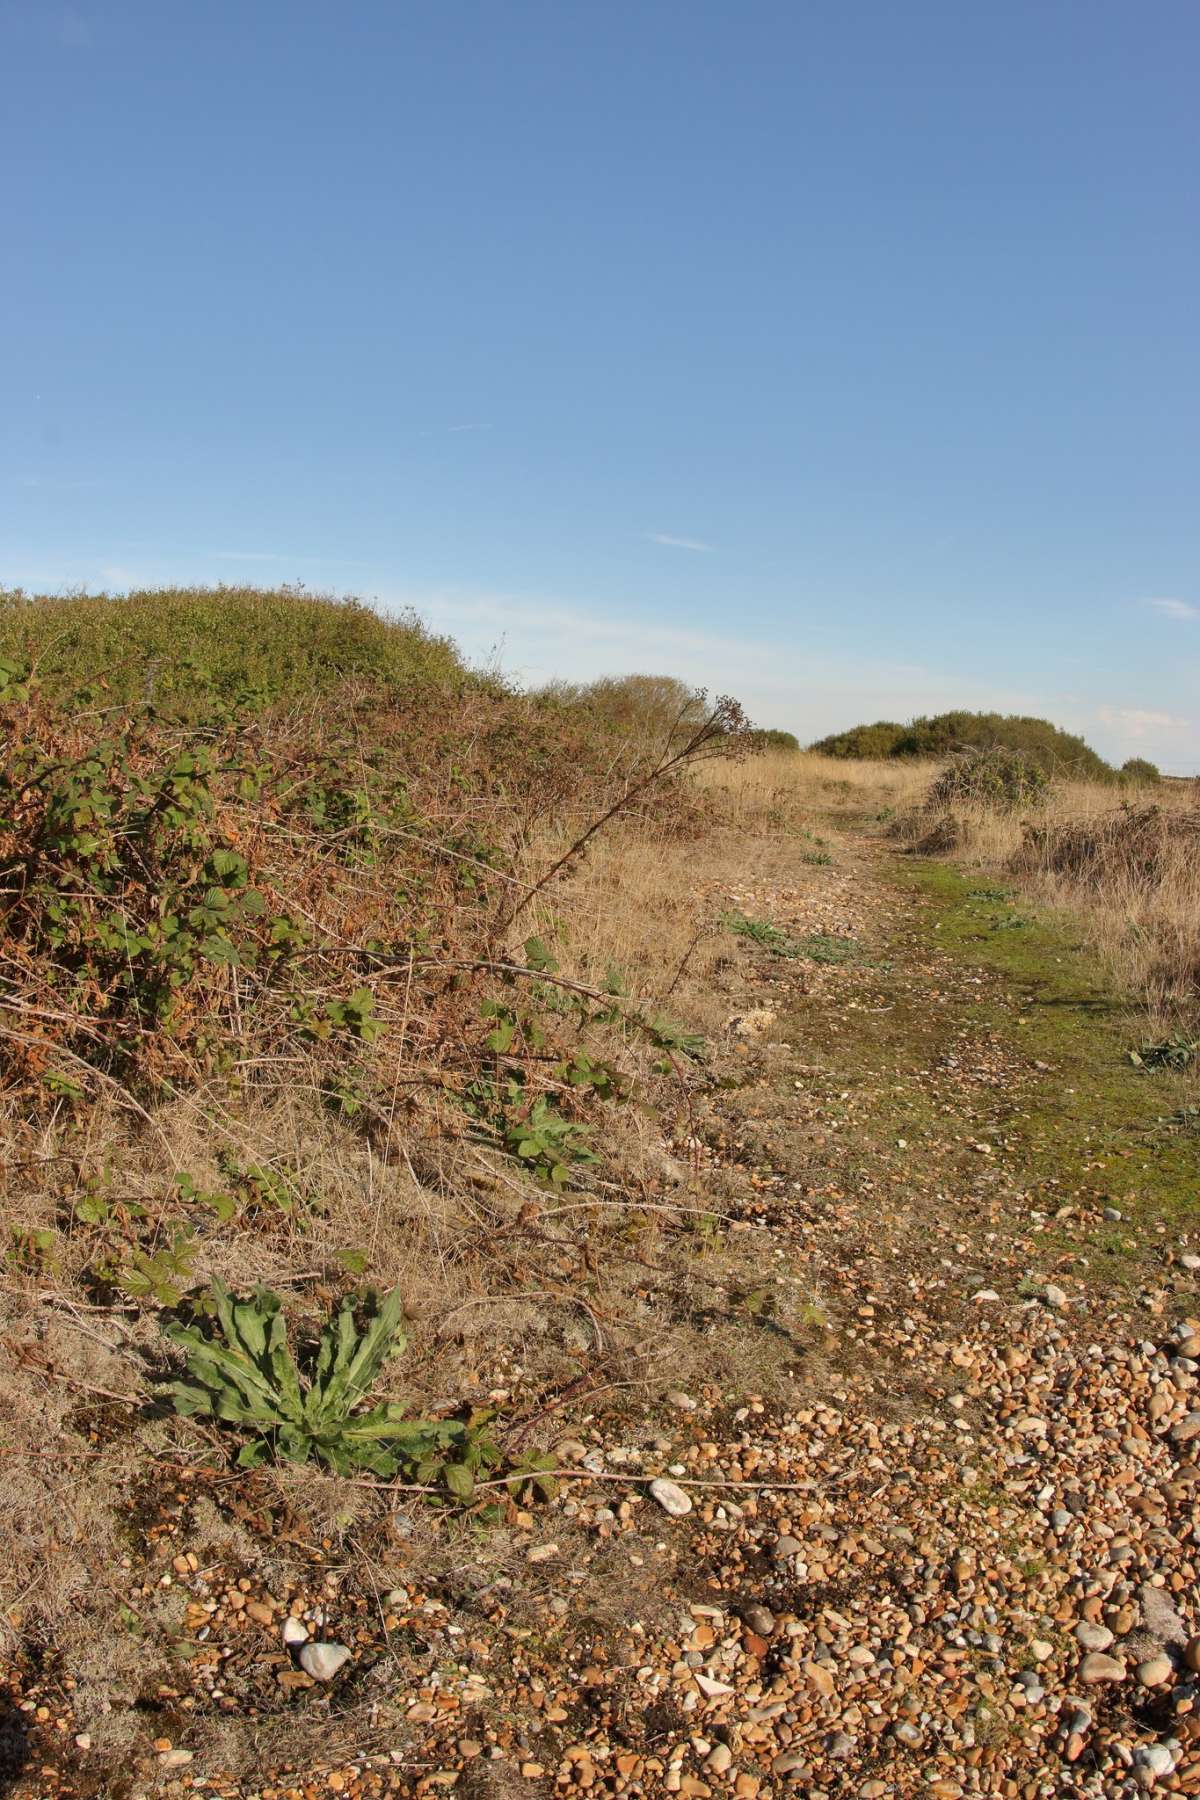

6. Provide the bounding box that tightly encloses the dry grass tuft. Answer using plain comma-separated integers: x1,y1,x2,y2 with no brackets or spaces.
1015,798,1200,1020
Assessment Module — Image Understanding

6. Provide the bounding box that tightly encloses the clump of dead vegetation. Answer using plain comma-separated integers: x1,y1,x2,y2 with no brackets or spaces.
1014,800,1200,1021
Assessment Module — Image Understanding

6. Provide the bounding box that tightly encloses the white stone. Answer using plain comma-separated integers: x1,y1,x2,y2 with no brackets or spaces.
299,1641,352,1681
694,1672,734,1697
282,1616,309,1645
649,1478,692,1517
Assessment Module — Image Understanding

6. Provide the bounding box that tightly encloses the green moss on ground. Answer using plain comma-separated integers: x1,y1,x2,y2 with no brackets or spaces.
891,858,1198,1259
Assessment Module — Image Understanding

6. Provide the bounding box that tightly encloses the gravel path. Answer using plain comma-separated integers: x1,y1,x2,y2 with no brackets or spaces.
5,837,1199,1799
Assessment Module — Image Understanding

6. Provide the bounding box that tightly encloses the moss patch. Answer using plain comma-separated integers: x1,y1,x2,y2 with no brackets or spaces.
889,859,1199,1258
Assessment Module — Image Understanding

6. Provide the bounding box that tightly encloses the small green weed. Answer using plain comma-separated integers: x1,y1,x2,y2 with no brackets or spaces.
1130,1035,1199,1072
115,1227,198,1307
644,1013,707,1059
797,933,859,965
721,911,799,956
165,1280,467,1478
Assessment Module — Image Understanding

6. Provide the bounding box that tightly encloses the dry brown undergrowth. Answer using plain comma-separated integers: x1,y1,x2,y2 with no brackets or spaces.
0,684,809,1751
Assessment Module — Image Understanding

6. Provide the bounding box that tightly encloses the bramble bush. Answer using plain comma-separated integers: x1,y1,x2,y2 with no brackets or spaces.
926,748,1051,813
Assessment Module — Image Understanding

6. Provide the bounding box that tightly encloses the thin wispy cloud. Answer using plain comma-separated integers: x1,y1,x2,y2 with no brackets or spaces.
646,532,714,554
1142,597,1198,621
446,422,493,434
1097,705,1189,740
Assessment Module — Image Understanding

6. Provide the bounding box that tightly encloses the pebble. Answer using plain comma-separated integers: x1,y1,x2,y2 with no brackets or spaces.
740,1603,775,1636
694,1672,735,1697
282,1616,309,1645
1080,1651,1127,1683
1043,1283,1069,1308
773,1533,803,1558
1142,1583,1188,1646
1133,1743,1176,1778
1136,1655,1174,1687
648,1478,693,1517
298,1641,352,1681
1075,1622,1115,1651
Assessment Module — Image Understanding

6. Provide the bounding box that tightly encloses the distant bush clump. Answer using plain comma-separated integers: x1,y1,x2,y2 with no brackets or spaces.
811,720,907,760
1120,757,1161,785
813,710,1113,780
927,748,1051,813
747,728,800,753
538,673,707,746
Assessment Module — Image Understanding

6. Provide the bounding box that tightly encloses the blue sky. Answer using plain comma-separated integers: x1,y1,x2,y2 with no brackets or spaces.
3,1,1197,768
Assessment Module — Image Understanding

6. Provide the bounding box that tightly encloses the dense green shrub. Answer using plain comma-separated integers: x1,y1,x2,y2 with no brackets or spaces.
1120,757,1162,785
747,727,800,753
810,720,906,759
927,748,1051,812
0,585,468,714
812,710,1113,779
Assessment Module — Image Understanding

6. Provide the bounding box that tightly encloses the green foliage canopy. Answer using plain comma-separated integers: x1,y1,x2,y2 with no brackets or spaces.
812,710,1113,779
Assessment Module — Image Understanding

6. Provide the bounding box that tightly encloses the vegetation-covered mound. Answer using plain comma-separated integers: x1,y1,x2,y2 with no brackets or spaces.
811,709,1114,779
0,583,468,713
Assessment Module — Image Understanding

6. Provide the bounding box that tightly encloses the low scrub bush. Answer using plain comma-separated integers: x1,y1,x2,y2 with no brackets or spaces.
927,748,1050,813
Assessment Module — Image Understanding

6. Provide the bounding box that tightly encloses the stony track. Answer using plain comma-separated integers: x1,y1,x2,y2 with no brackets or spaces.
6,835,1200,1800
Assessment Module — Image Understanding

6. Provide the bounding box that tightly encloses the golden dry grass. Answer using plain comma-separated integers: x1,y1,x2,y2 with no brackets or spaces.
697,746,933,828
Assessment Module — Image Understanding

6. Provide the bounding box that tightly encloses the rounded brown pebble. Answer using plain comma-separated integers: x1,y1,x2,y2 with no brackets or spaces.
1080,1651,1126,1683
